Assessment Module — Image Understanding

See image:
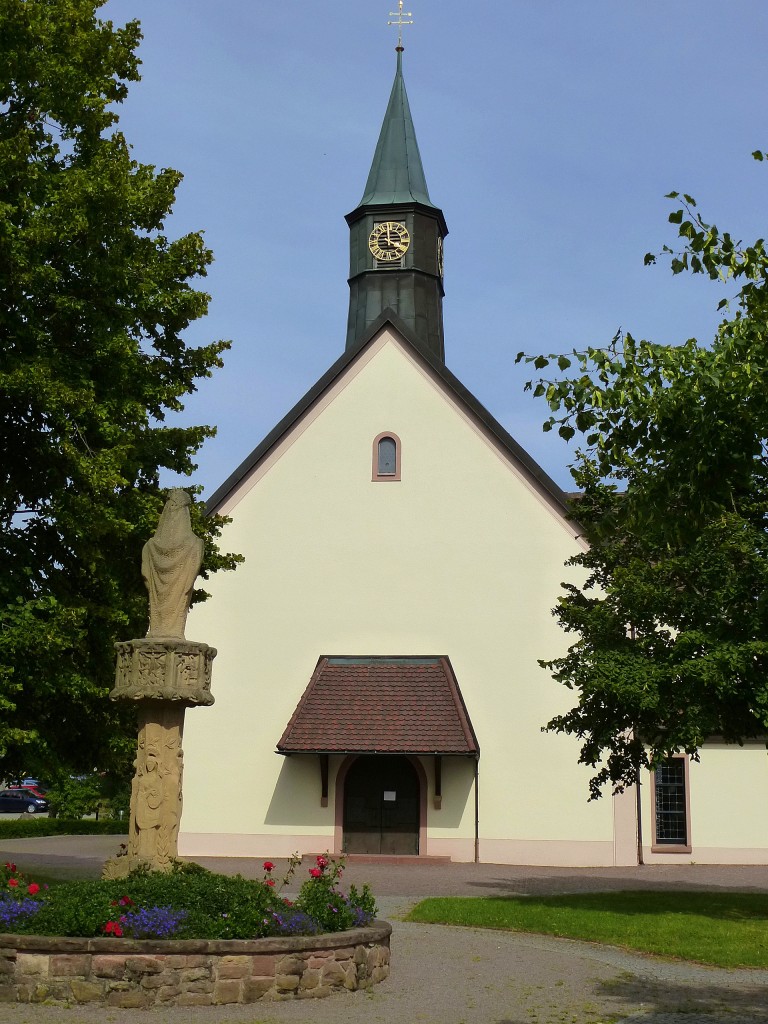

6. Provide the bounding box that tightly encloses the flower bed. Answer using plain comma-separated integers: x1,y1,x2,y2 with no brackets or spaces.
0,925,392,1006
0,855,376,940
0,856,391,1006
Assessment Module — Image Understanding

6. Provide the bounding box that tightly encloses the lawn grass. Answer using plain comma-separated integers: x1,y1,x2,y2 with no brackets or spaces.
406,890,768,968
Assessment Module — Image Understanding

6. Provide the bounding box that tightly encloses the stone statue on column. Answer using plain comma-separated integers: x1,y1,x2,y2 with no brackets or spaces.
104,489,216,878
141,488,204,639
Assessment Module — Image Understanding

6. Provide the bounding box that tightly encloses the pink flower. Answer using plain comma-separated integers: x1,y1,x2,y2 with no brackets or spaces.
263,861,275,871
7,879,18,888
316,855,328,868
27,883,40,895
119,896,133,906
309,868,322,878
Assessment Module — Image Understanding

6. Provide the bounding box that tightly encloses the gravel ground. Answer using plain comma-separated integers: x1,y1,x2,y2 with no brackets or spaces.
0,837,767,1024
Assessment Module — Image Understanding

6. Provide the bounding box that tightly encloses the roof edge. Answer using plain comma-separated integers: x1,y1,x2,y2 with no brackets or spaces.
206,310,577,525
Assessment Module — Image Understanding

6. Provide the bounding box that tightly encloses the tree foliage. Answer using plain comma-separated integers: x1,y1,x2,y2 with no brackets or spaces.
518,153,768,797
0,0,240,781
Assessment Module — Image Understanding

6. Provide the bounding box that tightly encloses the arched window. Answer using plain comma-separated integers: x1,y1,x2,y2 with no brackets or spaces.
372,432,401,481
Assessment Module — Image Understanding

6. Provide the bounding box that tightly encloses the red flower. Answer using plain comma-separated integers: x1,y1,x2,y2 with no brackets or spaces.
27,883,40,895
119,896,134,906
316,855,328,868
7,879,18,888
265,879,275,887
4,863,16,874
309,868,322,878
263,861,275,872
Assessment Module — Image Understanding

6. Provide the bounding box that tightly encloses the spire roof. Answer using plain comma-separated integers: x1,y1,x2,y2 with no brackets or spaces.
358,50,436,209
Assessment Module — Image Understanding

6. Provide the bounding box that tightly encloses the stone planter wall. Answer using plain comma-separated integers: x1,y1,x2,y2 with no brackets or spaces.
0,922,391,1007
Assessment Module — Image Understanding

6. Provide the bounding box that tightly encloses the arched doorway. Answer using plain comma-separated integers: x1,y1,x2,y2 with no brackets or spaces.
343,755,420,855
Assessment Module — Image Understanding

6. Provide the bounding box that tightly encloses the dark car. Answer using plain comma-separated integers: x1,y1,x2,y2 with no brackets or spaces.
0,788,48,814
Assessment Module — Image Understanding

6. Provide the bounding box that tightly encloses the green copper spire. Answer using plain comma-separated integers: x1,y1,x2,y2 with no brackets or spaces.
358,50,436,209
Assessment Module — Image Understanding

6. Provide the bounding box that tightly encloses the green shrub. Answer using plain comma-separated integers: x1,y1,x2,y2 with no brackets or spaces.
294,855,377,932
45,776,102,819
0,819,126,839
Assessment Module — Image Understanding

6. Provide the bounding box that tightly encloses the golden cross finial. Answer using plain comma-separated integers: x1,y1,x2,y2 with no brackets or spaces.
388,0,413,49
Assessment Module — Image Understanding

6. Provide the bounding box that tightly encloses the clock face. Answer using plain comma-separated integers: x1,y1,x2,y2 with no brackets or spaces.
369,221,410,262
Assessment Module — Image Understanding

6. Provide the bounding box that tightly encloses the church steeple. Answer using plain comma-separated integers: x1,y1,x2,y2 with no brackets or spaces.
358,50,435,209
345,45,447,359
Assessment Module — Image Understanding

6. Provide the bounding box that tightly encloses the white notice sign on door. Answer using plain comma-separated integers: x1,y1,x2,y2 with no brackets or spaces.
383,791,396,802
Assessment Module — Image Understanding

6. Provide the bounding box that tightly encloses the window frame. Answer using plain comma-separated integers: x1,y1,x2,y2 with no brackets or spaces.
650,755,692,853
372,432,402,482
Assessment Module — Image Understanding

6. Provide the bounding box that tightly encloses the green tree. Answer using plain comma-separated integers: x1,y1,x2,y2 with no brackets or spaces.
518,154,768,797
0,0,239,783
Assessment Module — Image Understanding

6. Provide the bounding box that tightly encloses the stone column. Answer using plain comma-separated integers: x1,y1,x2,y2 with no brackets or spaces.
104,640,216,876
103,490,217,879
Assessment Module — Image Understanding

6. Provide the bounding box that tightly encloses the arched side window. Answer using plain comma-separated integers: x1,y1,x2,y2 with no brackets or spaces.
372,432,401,482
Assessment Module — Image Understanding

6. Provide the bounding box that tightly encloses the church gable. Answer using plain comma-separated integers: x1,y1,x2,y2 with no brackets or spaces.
208,316,579,547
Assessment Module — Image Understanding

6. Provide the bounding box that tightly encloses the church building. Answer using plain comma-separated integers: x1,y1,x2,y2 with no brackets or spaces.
180,44,768,866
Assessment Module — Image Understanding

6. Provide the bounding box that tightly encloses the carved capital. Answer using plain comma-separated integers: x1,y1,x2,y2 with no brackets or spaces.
111,638,216,705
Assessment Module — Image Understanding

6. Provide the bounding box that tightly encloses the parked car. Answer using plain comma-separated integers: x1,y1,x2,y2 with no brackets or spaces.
17,785,47,799
0,789,48,814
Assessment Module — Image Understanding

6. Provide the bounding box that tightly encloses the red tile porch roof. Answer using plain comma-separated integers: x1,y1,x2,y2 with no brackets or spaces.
277,656,479,756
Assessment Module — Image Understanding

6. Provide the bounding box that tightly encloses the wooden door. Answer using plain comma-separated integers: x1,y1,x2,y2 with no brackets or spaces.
343,755,419,855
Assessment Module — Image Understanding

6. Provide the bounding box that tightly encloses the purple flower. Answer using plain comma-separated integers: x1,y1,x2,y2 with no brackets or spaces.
273,911,321,936
0,896,43,929
120,906,187,939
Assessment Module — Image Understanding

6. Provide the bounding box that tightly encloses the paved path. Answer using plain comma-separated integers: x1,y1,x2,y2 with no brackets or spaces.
0,836,767,1024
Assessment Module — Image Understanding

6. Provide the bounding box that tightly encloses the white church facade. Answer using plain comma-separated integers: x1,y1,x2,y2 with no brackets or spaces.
179,48,768,866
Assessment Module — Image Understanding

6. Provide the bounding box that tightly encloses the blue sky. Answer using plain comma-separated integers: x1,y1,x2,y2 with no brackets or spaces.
104,0,767,494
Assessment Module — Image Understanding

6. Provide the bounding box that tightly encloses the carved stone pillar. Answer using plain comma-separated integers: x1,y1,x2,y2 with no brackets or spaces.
104,640,216,878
